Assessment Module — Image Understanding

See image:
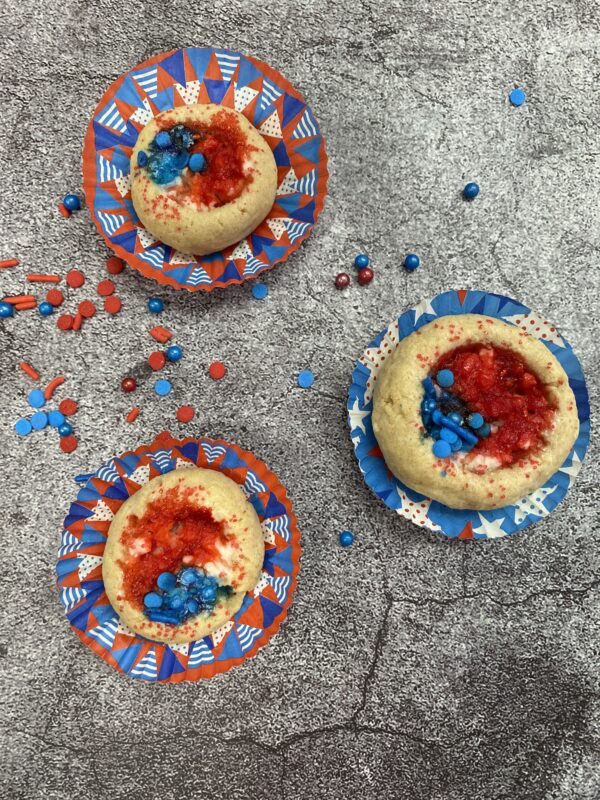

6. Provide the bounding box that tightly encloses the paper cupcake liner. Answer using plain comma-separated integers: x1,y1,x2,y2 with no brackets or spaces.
82,47,328,292
348,289,590,540
56,433,301,681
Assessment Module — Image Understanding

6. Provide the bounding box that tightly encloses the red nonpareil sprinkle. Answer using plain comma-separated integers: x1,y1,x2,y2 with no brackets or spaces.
104,295,122,315
15,300,37,310
44,375,65,400
46,288,64,307
78,300,96,318
59,398,78,416
72,312,83,331
97,279,115,296
58,203,71,218
57,313,74,331
208,361,227,380
176,405,195,423
148,351,166,371
106,256,125,275
66,269,85,288
0,259,19,268
26,274,61,283
19,361,40,381
4,295,35,304
60,435,78,453
149,325,173,343
126,407,140,423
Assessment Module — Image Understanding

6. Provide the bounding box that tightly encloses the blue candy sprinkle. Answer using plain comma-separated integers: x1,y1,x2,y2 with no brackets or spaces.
15,418,32,436
180,568,199,586
479,423,491,438
137,151,148,167
144,592,163,609
448,411,463,425
422,377,435,396
297,370,314,389
168,593,185,611
58,422,73,437
251,283,269,300
31,411,48,430
166,345,183,362
201,585,217,602
0,301,14,318
189,153,207,172
440,428,458,444
436,369,454,388
354,254,369,269
463,182,480,200
157,572,177,591
339,530,354,547
155,131,172,150
154,379,172,397
147,297,164,314
430,426,442,439
74,473,93,483
28,389,45,409
63,194,81,211
452,438,462,452
404,253,420,271
186,599,200,615
433,440,452,458
509,87,526,107
423,398,437,413
48,410,65,427
440,415,478,445
39,301,54,316
173,150,189,170
432,409,443,425
467,412,484,430
146,610,181,625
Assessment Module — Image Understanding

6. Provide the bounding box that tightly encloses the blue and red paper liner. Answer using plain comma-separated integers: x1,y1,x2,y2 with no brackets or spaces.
82,47,328,292
348,290,590,540
56,433,301,681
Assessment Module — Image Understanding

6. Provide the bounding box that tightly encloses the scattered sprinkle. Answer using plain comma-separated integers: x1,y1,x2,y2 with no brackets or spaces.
48,410,66,427
60,434,78,453
166,345,183,362
106,256,125,275
78,300,96,319
4,294,35,305
147,297,165,314
357,267,373,285
57,313,74,331
339,530,354,547
58,202,71,219
19,362,40,381
58,399,78,416
31,410,49,430
46,288,64,307
149,351,166,371
509,87,526,107
104,295,122,315
149,325,173,343
28,389,46,409
44,375,65,400
154,379,172,396
121,376,137,393
404,253,420,271
354,254,369,269
72,312,83,331
176,405,195,423
297,370,315,389
0,301,14,318
15,418,32,436
97,279,115,296
39,301,54,316
66,269,85,289
63,194,81,211
126,406,140,423
0,258,19,268
463,182,480,200
251,283,269,300
58,422,73,437
27,274,61,283
335,272,350,289
208,361,226,380
74,473,94,484
14,300,37,311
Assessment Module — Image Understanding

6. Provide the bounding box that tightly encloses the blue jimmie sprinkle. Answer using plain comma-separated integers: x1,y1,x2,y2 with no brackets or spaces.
74,472,94,484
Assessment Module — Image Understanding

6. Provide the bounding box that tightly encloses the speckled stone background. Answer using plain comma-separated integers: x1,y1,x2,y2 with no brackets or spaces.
0,1,599,798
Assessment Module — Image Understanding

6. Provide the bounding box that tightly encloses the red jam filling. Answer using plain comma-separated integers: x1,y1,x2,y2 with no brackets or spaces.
117,485,230,608
162,110,254,207
434,344,556,465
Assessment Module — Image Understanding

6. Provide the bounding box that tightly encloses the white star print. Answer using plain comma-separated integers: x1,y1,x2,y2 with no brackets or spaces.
348,397,369,435
558,452,582,488
412,298,436,325
472,513,507,539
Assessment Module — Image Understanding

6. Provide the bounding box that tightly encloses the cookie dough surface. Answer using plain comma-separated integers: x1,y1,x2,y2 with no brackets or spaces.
372,314,579,510
103,468,264,643
130,103,277,256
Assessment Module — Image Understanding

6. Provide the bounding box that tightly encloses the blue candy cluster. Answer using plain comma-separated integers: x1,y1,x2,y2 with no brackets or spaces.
15,389,73,438
143,566,233,626
421,371,490,459
139,125,201,186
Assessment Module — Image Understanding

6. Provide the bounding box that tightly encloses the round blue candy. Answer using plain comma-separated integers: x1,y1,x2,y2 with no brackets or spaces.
157,572,177,591
201,584,217,602
147,296,164,314
39,301,54,316
251,283,269,300
436,369,454,388
180,568,200,586
423,398,437,412
155,131,172,150
63,194,81,211
478,423,491,438
137,151,148,168
433,439,452,458
15,418,32,436
0,301,14,318
339,530,354,547
154,379,172,397
58,422,73,437
440,428,458,444
463,182,480,200
166,345,183,362
467,412,484,430
448,411,463,425
431,409,443,425
144,592,163,609
173,151,189,170
169,594,185,610
27,389,46,409
31,411,48,430
354,254,369,269
451,437,462,452
404,253,420,271
189,153,207,172
186,598,200,615
48,410,66,427
509,87,526,107
297,370,315,389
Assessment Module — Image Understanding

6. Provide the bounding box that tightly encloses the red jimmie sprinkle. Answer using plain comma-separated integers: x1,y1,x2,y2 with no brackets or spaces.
78,300,96,318
106,256,125,275
58,203,71,218
208,361,227,380
60,435,78,453
15,300,37,310
3,295,35,304
176,405,195,423
126,406,140,424
72,312,83,331
66,269,85,288
57,314,73,331
27,274,61,283
44,375,65,400
104,296,122,315
59,398,78,416
97,279,115,297
19,361,40,381
149,325,173,343
46,288,64,307
0,259,19,268
148,351,166,371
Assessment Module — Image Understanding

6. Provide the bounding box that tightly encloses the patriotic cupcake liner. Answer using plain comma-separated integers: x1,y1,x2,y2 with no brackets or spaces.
348,290,590,540
82,47,328,292
56,433,301,681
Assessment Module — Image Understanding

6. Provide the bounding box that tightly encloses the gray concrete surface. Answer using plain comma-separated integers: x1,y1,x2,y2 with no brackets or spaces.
0,1,599,798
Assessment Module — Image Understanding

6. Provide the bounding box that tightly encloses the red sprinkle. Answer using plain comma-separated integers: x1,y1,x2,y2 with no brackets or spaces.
148,351,166,371
46,288,64,307
27,274,61,283
19,361,40,381
97,279,115,297
121,376,137,393
44,375,65,400
0,259,19,268
15,300,37,310
58,203,71,219
176,405,195,423
59,399,78,416
78,300,96,318
57,313,74,331
60,435,78,453
72,312,83,331
357,267,374,285
208,361,227,380
149,325,173,343
335,272,351,289
126,407,140,424
104,295,122,315
66,269,85,289
4,295,35,304
106,256,125,275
